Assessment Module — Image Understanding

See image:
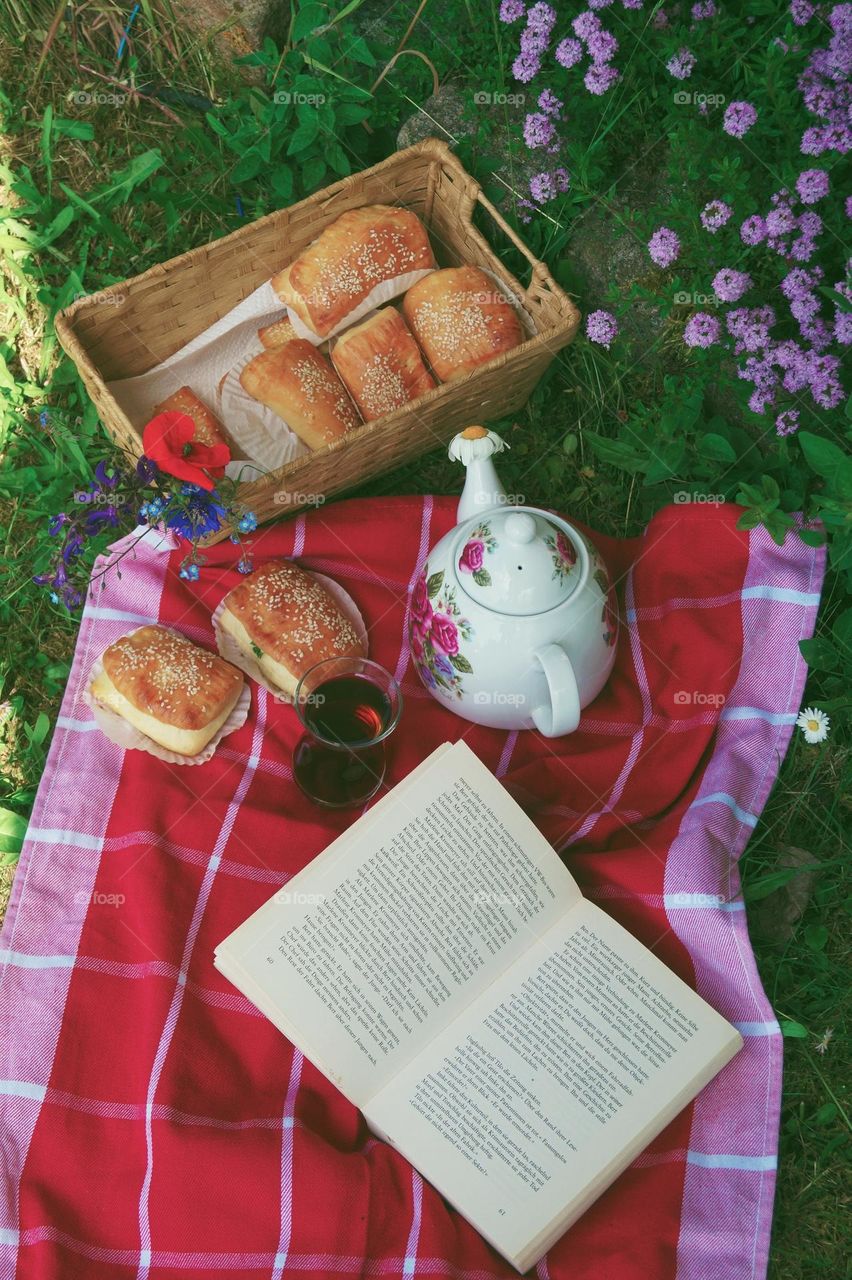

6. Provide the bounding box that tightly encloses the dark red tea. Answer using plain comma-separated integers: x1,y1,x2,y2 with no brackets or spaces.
302,675,393,744
294,675,394,807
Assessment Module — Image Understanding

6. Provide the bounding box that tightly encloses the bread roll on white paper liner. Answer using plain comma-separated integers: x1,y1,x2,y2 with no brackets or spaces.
218,348,310,473
211,570,368,702
83,627,252,766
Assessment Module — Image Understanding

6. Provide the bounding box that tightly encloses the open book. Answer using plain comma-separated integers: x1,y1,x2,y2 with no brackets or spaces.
215,741,742,1273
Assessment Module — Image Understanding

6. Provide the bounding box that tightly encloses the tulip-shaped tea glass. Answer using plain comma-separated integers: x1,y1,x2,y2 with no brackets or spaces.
292,657,402,807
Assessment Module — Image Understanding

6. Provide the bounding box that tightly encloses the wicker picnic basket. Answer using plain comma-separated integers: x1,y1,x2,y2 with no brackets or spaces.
55,137,581,543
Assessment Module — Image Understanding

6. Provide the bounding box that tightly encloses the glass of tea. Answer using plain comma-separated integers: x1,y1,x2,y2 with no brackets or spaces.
292,657,403,808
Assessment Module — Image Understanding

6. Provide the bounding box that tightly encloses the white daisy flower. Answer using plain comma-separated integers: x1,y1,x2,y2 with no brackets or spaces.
796,706,829,744
448,426,509,465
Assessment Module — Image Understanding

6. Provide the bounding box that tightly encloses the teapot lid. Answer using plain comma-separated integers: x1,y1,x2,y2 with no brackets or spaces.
452,507,584,616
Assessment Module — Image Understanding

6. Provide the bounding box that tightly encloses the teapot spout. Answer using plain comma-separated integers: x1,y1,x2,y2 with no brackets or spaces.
448,427,510,522
458,456,508,522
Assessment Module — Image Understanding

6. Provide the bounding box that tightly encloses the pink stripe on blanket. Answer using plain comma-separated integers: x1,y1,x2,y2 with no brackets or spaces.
667,525,823,1280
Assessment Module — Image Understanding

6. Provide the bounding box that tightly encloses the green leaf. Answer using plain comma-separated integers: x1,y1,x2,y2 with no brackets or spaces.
251,643,263,659
798,431,848,480
804,923,829,951
0,807,27,858
96,149,164,204
814,1103,838,1125
798,527,826,547
472,568,492,587
231,148,267,184
33,204,75,248
52,117,95,141
40,103,53,188
271,165,294,200
426,571,444,598
292,3,328,42
346,35,376,65
25,711,50,747
779,1019,809,1039
334,102,371,125
301,153,326,188
449,652,473,673
798,636,838,670
585,431,646,472
699,432,737,463
287,118,321,155
325,142,351,176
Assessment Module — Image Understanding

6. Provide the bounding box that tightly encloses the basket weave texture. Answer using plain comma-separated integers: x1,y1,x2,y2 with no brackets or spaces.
56,138,581,542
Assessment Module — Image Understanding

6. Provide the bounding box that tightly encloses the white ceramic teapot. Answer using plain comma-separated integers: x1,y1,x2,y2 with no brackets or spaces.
409,428,618,736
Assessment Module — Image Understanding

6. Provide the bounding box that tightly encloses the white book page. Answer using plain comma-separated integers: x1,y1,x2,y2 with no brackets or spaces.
366,899,742,1271
215,740,581,1107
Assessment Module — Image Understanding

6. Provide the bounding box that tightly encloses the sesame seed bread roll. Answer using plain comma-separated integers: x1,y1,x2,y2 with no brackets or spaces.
90,626,245,757
239,341,361,451
401,266,524,383
271,204,436,341
152,386,235,453
217,560,366,698
257,317,298,349
330,307,436,422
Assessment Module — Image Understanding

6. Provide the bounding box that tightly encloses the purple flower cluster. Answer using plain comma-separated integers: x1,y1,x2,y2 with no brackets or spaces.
557,8,622,95
775,409,800,436
740,214,767,245
499,0,525,22
529,166,569,203
790,0,814,23
512,2,557,81
712,268,752,303
691,0,716,18
523,111,557,150
586,309,619,348
667,47,696,80
700,199,732,233
798,4,852,156
796,168,829,203
648,226,680,267
723,101,757,138
683,312,721,347
555,36,583,68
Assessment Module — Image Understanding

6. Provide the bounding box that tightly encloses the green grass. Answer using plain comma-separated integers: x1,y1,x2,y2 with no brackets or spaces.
0,4,849,1276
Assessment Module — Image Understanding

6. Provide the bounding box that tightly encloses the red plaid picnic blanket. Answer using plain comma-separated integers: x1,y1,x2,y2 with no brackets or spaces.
0,496,823,1280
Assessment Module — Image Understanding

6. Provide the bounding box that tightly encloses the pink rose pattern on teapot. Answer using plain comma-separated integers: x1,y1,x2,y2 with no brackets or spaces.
457,521,498,587
543,529,578,582
410,569,475,698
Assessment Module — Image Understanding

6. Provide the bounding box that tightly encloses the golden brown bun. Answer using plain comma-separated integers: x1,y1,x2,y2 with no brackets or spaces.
239,340,361,451
258,317,298,349
271,205,435,339
330,307,436,422
218,560,365,697
93,626,244,756
401,266,524,382
152,386,234,452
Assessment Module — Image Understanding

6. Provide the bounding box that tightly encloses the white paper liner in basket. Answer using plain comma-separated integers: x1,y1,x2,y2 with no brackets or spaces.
83,630,252,766
218,348,310,474
211,571,368,701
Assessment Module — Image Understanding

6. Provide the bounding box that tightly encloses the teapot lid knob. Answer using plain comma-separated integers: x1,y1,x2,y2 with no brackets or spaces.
504,512,537,544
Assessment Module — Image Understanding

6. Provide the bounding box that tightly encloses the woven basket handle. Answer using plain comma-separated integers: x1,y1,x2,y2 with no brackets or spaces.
473,188,554,301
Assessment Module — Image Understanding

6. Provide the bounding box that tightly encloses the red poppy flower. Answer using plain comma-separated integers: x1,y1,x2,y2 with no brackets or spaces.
141,411,230,491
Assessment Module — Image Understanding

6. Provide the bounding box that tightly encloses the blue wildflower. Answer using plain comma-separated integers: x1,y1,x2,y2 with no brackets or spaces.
238,511,258,534
167,487,226,541
136,456,158,483
94,460,120,489
237,556,253,574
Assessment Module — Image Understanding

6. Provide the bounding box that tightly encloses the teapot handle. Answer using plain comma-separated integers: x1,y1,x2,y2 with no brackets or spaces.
531,644,581,737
